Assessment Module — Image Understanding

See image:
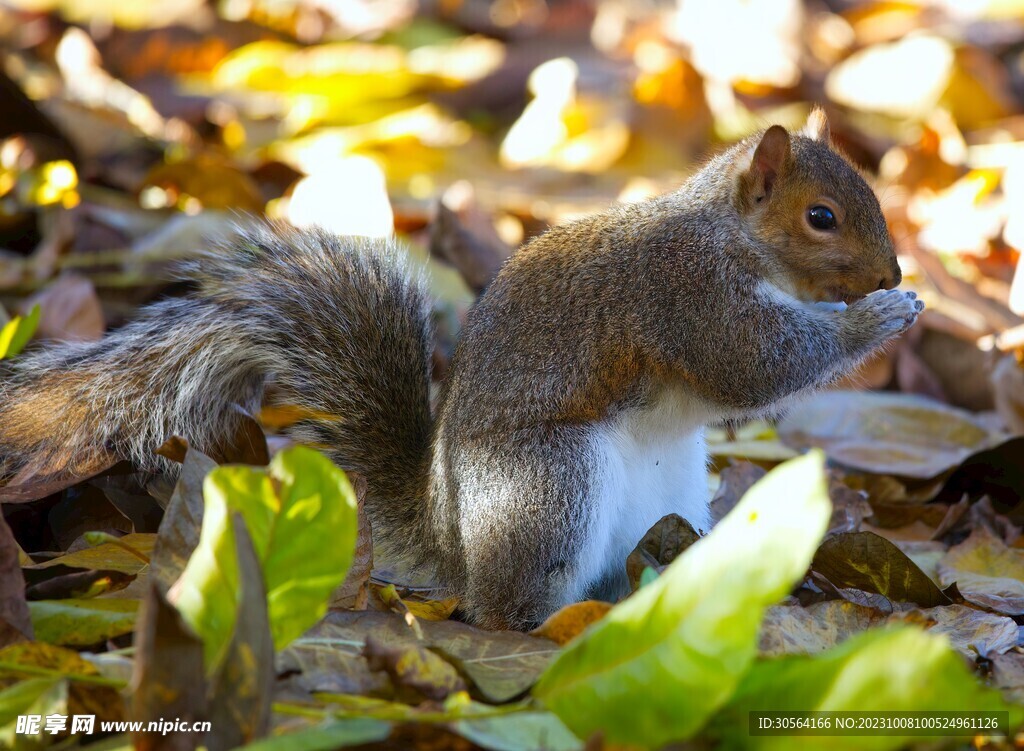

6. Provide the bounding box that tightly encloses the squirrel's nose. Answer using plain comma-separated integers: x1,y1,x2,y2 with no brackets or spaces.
877,262,902,290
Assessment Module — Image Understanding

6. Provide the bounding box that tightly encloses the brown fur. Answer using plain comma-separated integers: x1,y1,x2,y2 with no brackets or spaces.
0,111,922,630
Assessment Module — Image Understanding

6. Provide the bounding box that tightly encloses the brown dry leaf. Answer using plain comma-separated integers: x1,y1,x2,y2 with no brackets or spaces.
777,390,995,478
708,462,766,527
938,526,1024,615
429,180,512,294
529,601,612,646
0,641,125,723
26,533,155,575
991,652,1024,705
26,569,136,600
966,497,1021,546
20,274,105,342
935,436,1024,510
141,156,263,212
150,446,215,591
827,475,872,536
0,455,122,504
330,475,372,611
131,578,206,751
991,353,1024,434
0,512,32,643
404,597,460,622
625,513,700,590
205,515,273,751
281,611,560,704
210,406,269,467
759,601,1017,661
914,328,992,411
894,336,948,403
811,532,952,608
363,634,467,702
759,601,883,657
886,606,1018,659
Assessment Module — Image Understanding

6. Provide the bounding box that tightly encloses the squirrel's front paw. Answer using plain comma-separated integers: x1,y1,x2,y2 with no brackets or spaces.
848,289,924,343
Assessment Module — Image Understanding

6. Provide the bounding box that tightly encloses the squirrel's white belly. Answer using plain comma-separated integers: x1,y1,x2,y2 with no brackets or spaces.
581,389,712,599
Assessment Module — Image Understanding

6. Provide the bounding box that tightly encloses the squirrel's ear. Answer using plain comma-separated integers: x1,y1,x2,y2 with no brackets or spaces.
747,125,791,200
803,107,830,142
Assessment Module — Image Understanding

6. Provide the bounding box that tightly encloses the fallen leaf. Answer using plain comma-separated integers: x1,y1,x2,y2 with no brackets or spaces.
811,532,951,608
210,406,269,467
232,720,392,751
887,605,1017,659
28,598,138,646
759,601,883,657
708,462,766,527
281,611,560,704
169,447,357,666
26,569,135,600
329,475,372,612
363,634,467,702
26,533,156,576
778,390,994,478
991,652,1024,705
935,436,1024,511
404,597,460,622
0,304,40,360
131,578,206,751
991,353,1024,434
625,513,700,590
0,455,123,505
447,697,582,751
141,155,263,212
529,601,612,646
0,641,124,723
826,474,872,536
150,446,215,591
429,180,511,293
20,274,104,342
205,515,273,751
0,513,31,642
712,625,1020,748
938,526,1024,614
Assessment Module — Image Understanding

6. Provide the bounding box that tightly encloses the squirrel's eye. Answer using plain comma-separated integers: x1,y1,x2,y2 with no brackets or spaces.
808,205,837,231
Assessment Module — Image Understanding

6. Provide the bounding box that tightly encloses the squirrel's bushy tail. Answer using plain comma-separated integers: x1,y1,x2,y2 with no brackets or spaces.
0,222,434,550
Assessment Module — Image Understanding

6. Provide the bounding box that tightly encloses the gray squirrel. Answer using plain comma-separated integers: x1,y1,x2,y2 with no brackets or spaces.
0,109,921,629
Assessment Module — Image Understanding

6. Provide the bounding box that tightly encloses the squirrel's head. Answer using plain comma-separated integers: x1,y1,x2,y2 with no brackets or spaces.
734,108,900,304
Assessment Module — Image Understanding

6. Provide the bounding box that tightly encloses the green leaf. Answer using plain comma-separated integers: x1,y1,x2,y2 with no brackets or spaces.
28,599,138,646
0,677,67,749
533,450,832,748
0,305,40,360
169,446,357,670
709,625,1023,750
236,719,391,750
448,701,581,751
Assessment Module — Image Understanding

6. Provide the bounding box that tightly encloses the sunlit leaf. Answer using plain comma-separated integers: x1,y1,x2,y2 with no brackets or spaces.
533,451,832,747
0,677,67,748
447,696,581,751
169,446,357,669
709,626,1021,750
28,599,138,646
0,305,40,360
27,533,156,576
938,526,1024,615
777,391,995,478
236,720,391,751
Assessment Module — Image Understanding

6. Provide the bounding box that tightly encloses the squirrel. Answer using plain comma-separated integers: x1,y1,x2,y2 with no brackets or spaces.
0,109,922,630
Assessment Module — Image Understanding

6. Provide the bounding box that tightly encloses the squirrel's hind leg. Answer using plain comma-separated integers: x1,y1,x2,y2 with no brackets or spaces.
451,425,604,631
